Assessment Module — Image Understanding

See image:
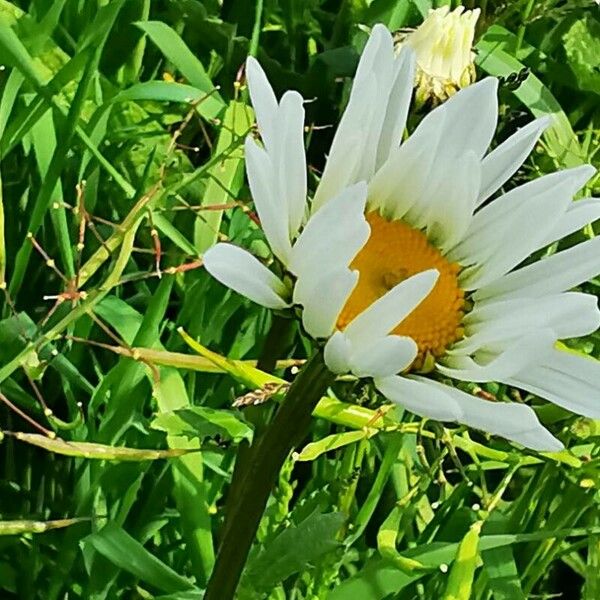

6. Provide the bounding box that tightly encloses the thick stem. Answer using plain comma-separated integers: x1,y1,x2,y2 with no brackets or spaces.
221,315,294,532
204,350,334,600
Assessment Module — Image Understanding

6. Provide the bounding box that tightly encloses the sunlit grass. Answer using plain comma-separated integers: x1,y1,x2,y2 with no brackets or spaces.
0,1,598,599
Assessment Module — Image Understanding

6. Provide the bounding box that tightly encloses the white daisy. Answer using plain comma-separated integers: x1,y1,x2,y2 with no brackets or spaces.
315,25,600,450
205,26,600,452
204,56,438,374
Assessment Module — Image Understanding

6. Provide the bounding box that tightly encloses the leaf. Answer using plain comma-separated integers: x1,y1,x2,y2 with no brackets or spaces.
442,521,482,600
377,504,428,572
350,433,405,545
0,21,46,86
0,69,24,141
135,20,224,118
481,515,526,600
112,81,222,121
156,593,204,600
151,406,252,444
0,518,85,535
12,432,193,460
178,327,283,389
294,430,373,462
563,15,600,95
411,0,432,19
244,511,345,592
85,523,197,594
152,213,199,257
194,100,254,253
328,528,600,600
95,280,216,585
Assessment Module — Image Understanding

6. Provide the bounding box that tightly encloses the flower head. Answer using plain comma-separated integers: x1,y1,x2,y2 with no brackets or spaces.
398,6,480,104
204,26,600,452
204,55,437,378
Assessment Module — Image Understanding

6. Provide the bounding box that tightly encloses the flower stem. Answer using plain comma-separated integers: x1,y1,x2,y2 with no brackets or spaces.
204,350,334,600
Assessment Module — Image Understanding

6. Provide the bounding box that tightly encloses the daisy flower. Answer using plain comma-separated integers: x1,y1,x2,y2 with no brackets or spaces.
204,25,600,452
396,5,480,105
204,55,439,375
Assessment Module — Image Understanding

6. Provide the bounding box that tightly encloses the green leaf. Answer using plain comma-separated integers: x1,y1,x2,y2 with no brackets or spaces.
294,429,373,462
11,432,194,460
0,20,46,86
135,20,224,117
442,521,482,600
156,593,204,600
85,523,197,594
178,327,283,389
152,213,199,257
349,433,404,545
151,406,253,444
194,100,253,253
112,81,223,121
0,69,23,141
329,528,600,599
411,0,432,18
481,515,526,600
244,511,345,593
0,517,85,535
562,15,600,95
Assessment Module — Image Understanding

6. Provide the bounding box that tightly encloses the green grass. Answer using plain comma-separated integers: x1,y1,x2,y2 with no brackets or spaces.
0,0,598,598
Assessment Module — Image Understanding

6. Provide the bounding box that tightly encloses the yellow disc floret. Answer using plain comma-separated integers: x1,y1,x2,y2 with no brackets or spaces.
337,211,464,369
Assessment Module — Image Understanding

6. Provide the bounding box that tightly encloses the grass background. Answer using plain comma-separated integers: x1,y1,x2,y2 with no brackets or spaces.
0,0,599,598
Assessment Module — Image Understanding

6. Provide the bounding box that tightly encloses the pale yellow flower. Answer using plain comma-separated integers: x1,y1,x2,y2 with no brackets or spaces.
400,6,480,104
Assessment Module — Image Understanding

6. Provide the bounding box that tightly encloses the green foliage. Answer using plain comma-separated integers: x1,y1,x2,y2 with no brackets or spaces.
151,406,253,444
0,1,598,599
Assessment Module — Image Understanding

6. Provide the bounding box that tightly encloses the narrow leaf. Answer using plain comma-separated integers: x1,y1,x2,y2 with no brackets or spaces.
85,523,197,593
151,406,253,444
12,432,193,460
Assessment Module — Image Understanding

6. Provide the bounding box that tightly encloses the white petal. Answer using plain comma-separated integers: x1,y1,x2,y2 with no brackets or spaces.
459,293,600,353
459,169,589,289
439,328,557,382
203,243,289,309
313,26,394,210
442,77,498,159
412,78,498,163
507,347,600,419
349,335,417,378
474,235,600,302
313,91,375,212
344,269,439,345
324,331,352,374
369,109,445,219
290,181,369,285
477,116,550,205
245,137,292,264
409,377,563,451
245,57,278,152
539,197,600,247
375,375,463,421
422,151,480,252
452,165,594,270
313,129,366,214
355,26,395,182
276,91,307,238
375,47,416,168
301,268,358,339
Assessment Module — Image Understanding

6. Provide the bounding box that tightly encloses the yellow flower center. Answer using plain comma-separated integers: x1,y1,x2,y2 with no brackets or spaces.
337,211,465,369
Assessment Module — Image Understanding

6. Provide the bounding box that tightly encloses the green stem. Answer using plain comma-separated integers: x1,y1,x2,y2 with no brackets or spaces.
204,350,335,600
248,0,264,57
221,315,293,539
515,0,535,55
